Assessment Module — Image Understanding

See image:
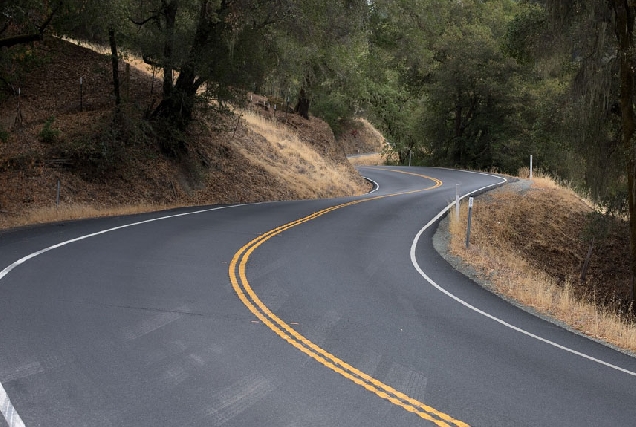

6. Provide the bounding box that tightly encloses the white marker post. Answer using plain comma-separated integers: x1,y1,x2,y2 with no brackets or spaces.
465,197,474,248
530,155,533,179
455,184,460,221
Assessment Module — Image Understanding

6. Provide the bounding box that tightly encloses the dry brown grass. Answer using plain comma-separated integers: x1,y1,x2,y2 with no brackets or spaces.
1,38,372,231
338,118,386,155
6,203,176,229
238,110,367,199
62,36,161,78
448,176,636,353
348,153,385,166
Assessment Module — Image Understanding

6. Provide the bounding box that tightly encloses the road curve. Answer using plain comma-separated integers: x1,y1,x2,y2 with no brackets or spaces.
1,166,636,426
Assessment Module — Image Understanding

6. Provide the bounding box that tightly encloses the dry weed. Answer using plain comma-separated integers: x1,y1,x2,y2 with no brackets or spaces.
348,153,385,166
3,203,175,229
238,110,367,199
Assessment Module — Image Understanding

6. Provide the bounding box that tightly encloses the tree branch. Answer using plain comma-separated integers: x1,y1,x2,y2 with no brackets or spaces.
0,1,61,48
130,13,160,27
0,32,44,48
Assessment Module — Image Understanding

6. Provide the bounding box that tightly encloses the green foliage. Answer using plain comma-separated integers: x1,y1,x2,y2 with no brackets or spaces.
39,117,61,143
503,4,548,64
261,0,370,128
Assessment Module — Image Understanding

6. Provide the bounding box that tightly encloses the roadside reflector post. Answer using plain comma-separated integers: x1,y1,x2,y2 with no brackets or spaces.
56,179,60,209
465,197,474,248
455,184,460,221
530,155,533,179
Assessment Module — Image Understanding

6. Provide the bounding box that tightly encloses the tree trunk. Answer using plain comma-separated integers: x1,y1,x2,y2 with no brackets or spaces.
108,28,121,106
162,0,178,99
153,0,219,129
581,238,594,285
611,0,636,300
295,88,310,119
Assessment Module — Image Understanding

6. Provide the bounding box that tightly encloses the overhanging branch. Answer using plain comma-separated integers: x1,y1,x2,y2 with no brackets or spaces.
0,32,44,48
0,1,61,48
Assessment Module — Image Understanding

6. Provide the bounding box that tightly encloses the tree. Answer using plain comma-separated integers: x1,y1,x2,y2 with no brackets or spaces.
0,0,63,48
610,0,636,299
364,0,441,163
366,0,527,169
127,0,288,132
424,17,527,170
534,0,636,299
262,0,370,132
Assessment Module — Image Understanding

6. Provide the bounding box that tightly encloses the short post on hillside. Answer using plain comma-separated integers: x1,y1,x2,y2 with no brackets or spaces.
465,197,474,248
56,180,60,209
79,77,84,112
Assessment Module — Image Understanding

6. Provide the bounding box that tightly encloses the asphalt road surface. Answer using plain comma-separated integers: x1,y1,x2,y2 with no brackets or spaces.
2,166,636,426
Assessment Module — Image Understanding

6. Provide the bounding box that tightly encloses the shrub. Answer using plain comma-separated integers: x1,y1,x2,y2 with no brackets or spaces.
39,117,61,143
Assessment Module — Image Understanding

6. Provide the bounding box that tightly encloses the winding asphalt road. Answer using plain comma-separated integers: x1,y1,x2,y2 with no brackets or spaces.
2,166,636,426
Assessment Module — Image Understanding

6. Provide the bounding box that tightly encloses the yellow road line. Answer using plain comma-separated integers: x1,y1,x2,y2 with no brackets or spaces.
228,172,468,426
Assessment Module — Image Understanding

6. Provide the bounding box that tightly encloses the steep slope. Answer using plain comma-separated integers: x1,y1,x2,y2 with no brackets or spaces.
443,177,635,352
0,38,369,230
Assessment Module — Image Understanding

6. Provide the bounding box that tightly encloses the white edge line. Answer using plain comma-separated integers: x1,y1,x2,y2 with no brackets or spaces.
0,203,241,427
0,383,25,427
362,176,380,194
409,176,636,377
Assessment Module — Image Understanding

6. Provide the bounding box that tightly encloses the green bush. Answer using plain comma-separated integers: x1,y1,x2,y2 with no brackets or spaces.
39,117,60,143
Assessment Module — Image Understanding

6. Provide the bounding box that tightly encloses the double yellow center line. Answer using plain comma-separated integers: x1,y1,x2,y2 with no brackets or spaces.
229,171,468,426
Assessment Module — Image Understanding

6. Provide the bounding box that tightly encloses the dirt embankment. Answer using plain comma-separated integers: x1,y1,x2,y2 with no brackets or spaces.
438,177,636,353
0,38,370,230
463,180,631,305
337,118,386,156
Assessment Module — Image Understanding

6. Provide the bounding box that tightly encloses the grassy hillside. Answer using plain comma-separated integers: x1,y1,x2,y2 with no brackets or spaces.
447,176,635,352
0,38,380,230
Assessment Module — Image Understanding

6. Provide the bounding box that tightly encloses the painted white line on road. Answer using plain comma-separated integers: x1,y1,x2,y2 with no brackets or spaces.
0,384,25,427
409,177,636,377
362,176,380,194
0,205,238,427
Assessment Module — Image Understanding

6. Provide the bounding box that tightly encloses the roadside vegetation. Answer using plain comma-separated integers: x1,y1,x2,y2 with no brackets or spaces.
0,39,375,230
448,174,636,353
